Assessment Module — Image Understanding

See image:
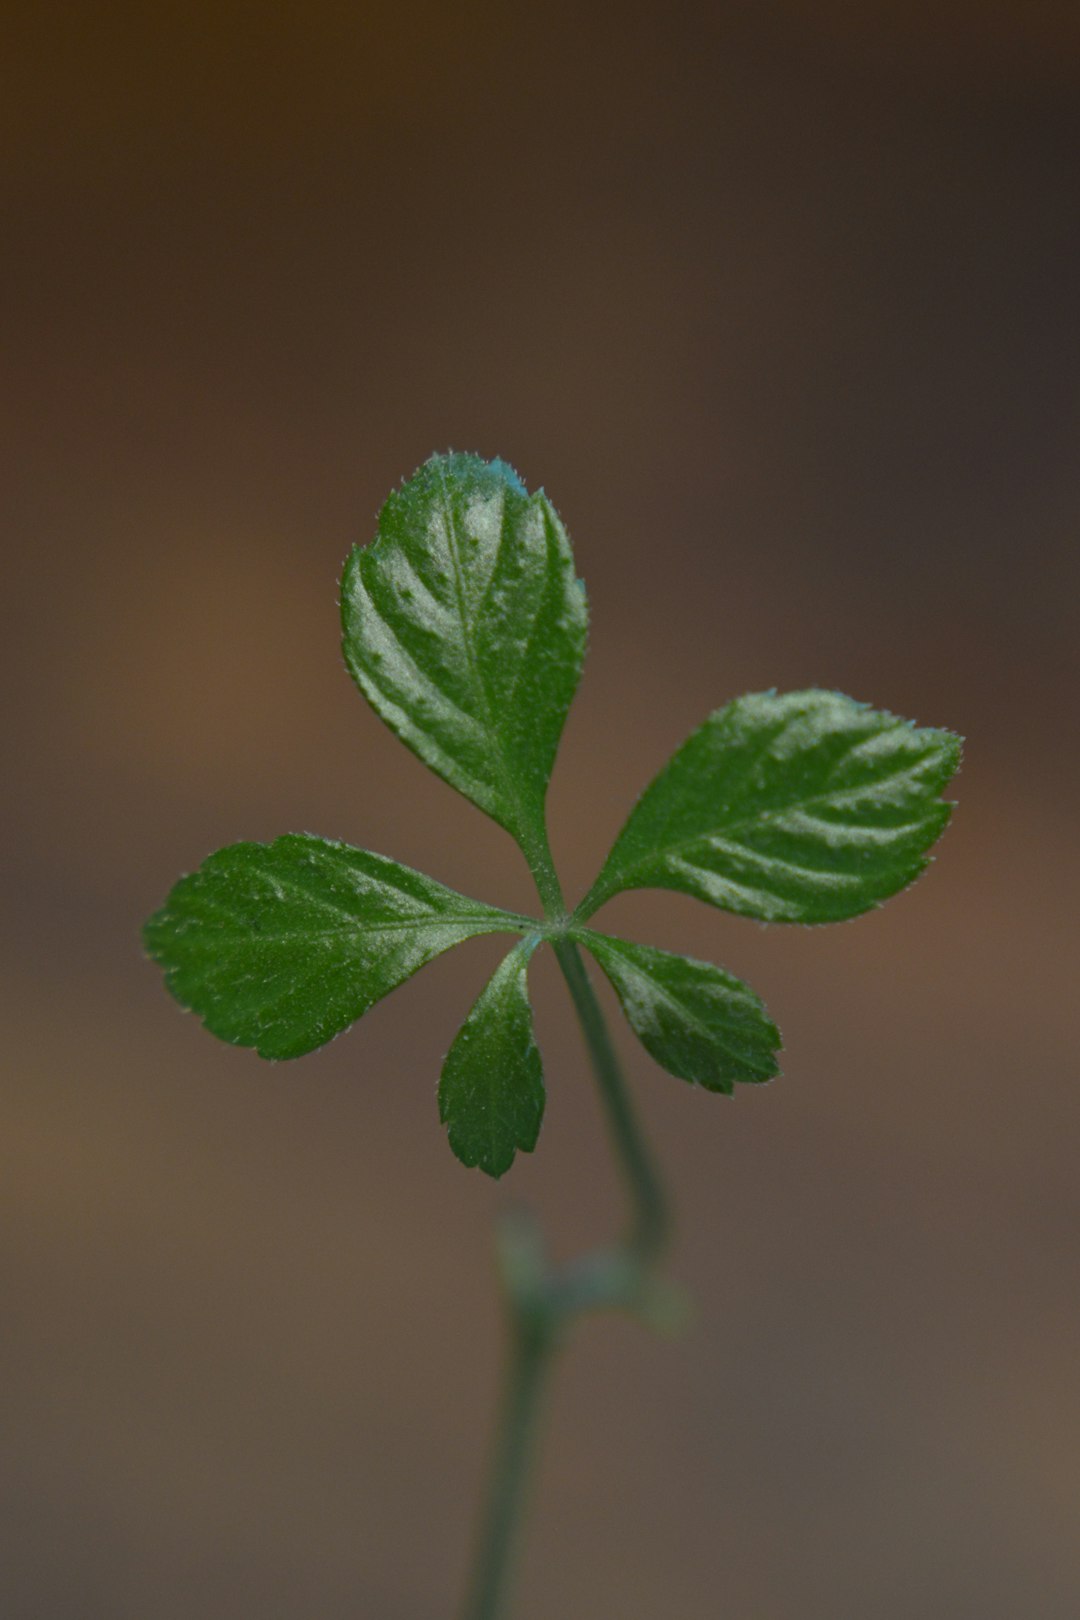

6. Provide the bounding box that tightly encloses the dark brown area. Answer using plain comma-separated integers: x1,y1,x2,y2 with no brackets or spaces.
3,4,1079,1615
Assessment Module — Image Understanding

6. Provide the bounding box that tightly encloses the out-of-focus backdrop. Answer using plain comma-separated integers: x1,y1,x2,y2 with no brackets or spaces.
4,4,1079,1616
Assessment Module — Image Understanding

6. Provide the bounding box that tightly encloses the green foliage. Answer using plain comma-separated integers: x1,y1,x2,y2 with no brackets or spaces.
579,690,961,924
439,940,545,1178
146,453,961,1174
143,835,528,1060
578,931,781,1092
340,453,587,878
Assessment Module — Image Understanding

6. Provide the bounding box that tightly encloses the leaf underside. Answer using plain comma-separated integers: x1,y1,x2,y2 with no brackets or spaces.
340,453,587,859
143,834,525,1060
439,939,545,1178
582,931,781,1093
581,689,962,924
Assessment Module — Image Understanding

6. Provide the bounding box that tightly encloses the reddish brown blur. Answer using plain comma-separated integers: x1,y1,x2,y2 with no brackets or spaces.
3,4,1079,1616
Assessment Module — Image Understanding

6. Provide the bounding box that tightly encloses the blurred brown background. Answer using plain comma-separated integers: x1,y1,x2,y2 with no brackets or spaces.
3,3,1079,1616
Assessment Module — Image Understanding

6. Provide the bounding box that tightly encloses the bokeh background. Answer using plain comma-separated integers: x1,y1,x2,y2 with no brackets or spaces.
4,4,1079,1616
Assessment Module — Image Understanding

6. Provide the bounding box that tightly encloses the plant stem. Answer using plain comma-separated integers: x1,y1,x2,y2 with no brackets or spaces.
552,937,669,1264
459,934,673,1620
520,823,566,922
459,1309,552,1620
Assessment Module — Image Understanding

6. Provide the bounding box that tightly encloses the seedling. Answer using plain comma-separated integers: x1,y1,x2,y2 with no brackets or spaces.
145,453,961,1618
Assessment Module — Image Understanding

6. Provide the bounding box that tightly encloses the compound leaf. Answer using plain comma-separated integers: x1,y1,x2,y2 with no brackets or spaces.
439,938,544,1178
581,931,781,1093
143,834,527,1060
580,690,961,924
341,453,587,866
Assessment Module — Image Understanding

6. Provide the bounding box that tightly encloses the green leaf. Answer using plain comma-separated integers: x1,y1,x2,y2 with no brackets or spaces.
580,931,780,1093
143,834,527,1060
579,689,961,925
340,453,587,869
439,939,545,1178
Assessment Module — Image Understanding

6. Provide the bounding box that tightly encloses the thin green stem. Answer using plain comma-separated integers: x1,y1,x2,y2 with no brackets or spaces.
522,827,667,1264
460,917,675,1620
552,936,670,1263
459,1311,552,1620
519,822,566,922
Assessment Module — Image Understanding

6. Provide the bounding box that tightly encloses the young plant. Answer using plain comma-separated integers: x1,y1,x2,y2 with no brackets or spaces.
145,454,961,1619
